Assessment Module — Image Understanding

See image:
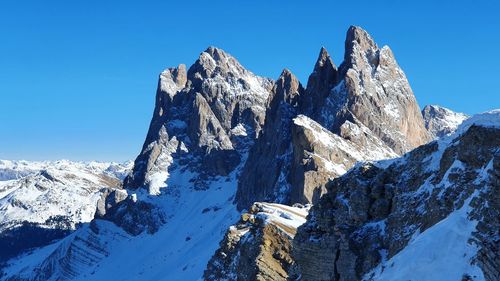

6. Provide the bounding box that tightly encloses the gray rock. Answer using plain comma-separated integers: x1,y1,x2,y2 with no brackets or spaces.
318,26,430,154
236,69,304,210
422,104,469,138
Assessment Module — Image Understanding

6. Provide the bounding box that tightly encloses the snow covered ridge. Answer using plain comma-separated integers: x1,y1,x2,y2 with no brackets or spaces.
245,202,310,238
0,159,133,181
204,202,310,280
454,109,500,135
0,159,133,228
0,159,132,263
2,160,242,281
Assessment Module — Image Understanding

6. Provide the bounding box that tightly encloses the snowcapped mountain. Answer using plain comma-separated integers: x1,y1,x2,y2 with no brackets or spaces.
0,160,132,263
1,25,498,281
422,104,469,138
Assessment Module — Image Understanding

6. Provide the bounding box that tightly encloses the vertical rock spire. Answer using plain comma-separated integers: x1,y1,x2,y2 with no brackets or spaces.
302,47,338,115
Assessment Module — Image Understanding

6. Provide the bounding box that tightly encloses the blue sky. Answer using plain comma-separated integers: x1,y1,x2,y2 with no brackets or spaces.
1,0,499,161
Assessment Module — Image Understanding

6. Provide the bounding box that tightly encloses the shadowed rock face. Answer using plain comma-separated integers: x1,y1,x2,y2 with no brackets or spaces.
236,70,305,210
293,124,500,281
302,47,339,115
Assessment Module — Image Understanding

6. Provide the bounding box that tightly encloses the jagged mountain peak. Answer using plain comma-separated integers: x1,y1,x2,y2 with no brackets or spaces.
188,46,253,81
275,68,303,106
318,25,432,154
315,47,336,70
344,25,378,64
303,47,338,115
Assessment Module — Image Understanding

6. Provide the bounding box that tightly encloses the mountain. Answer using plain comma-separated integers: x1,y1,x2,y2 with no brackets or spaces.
2,25,497,281
236,26,429,210
1,46,275,281
209,110,499,281
422,104,469,138
293,110,499,281
0,160,131,263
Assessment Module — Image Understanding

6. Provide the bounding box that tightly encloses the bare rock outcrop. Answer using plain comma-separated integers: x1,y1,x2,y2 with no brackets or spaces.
204,202,309,281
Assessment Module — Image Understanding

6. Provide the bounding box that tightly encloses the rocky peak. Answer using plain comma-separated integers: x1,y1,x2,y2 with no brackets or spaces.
343,25,378,69
125,46,274,193
188,47,248,81
321,25,431,154
186,47,273,136
237,26,428,210
275,69,302,106
303,47,339,115
422,104,469,138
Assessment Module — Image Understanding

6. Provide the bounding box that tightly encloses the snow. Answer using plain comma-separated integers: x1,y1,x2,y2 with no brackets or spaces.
0,160,131,230
230,123,248,137
167,119,188,130
422,109,499,173
292,115,397,174
422,105,469,138
455,109,500,136
2,156,243,281
251,202,310,238
0,159,132,181
159,69,183,96
77,166,240,280
364,194,485,281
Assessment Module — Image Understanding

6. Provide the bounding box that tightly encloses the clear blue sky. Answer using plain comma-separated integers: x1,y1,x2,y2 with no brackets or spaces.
1,0,499,161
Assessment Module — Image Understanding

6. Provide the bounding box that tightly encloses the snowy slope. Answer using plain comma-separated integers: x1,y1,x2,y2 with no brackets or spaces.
1,161,241,281
364,194,485,281
0,160,132,264
0,160,132,230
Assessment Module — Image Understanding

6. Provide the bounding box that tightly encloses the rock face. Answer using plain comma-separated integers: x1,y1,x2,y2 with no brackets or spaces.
204,202,309,281
236,70,305,209
288,115,396,204
422,104,469,138
124,47,273,195
293,111,500,281
317,26,430,154
236,25,427,210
